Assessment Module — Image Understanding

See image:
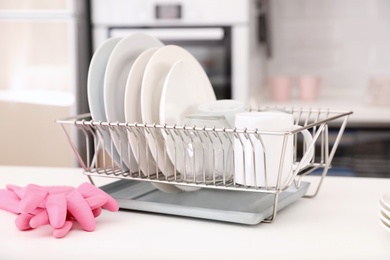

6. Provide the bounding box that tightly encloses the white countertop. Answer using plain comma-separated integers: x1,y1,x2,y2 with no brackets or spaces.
257,98,390,127
0,90,74,107
0,166,390,259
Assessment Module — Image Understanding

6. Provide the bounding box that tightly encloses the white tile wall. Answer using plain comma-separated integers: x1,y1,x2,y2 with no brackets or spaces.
268,0,390,99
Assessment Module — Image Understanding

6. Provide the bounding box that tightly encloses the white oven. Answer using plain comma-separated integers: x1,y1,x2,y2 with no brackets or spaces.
90,0,268,104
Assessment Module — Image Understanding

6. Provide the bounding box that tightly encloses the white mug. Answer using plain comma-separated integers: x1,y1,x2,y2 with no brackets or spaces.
234,111,314,188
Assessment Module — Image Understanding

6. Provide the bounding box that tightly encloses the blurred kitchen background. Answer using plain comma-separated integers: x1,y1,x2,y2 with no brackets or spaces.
1,0,390,177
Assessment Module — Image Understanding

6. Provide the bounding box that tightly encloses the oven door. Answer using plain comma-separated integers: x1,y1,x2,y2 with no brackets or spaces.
109,27,232,99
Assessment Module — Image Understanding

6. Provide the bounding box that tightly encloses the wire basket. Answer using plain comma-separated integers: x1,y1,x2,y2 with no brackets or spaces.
57,106,352,222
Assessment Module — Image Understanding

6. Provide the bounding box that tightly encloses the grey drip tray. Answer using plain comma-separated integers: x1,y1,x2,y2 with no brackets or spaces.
99,180,310,225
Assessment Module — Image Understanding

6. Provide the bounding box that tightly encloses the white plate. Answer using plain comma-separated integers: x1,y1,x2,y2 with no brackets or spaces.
159,59,216,191
380,218,390,234
379,199,390,215
87,37,123,168
382,193,390,209
124,47,181,193
379,209,390,227
141,45,216,181
160,60,216,125
104,32,162,171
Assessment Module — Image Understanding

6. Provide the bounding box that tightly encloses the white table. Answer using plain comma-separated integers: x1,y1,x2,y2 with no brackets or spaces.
256,97,390,127
0,166,389,259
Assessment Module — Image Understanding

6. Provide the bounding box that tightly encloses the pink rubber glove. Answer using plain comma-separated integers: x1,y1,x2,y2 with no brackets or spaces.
85,195,108,210
92,207,103,218
6,184,22,194
30,209,50,229
52,220,73,238
45,193,67,229
15,213,34,231
47,186,74,195
19,184,48,214
1,182,119,238
66,190,96,232
14,207,46,231
76,182,119,212
0,189,21,214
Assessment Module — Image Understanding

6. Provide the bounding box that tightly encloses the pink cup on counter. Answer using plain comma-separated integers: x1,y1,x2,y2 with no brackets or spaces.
270,76,292,101
298,76,320,101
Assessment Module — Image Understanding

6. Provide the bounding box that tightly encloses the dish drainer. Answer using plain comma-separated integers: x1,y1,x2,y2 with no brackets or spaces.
56,106,352,224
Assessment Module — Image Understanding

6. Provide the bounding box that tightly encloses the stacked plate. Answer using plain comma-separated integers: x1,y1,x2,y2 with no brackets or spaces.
379,192,390,233
87,32,217,193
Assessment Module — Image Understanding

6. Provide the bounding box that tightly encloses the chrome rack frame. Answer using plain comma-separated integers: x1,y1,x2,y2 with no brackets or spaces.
56,106,352,222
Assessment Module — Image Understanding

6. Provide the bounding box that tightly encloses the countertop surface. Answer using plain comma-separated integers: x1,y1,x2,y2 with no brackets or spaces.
258,98,390,127
0,166,390,259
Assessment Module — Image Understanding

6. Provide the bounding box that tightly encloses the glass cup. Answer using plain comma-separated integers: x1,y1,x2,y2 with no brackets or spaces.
298,75,320,101
269,76,292,101
180,114,233,184
196,99,245,127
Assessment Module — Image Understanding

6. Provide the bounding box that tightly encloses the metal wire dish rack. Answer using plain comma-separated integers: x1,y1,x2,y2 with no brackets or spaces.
57,106,352,224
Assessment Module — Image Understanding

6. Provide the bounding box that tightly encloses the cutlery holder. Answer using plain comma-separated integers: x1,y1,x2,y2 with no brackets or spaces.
57,106,352,223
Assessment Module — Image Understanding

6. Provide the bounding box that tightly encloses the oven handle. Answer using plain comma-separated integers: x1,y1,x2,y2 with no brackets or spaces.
109,27,224,41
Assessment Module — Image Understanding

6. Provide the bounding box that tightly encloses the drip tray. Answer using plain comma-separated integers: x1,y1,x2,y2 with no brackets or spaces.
99,180,310,225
